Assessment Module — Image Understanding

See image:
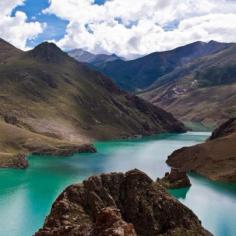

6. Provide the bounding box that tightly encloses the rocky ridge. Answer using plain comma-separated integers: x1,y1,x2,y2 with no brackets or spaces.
35,169,211,236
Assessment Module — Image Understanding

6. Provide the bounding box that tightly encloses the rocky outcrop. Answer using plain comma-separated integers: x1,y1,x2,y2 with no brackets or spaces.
92,207,137,236
11,154,28,169
0,153,28,169
167,118,236,182
31,144,96,157
158,168,191,189
35,169,211,236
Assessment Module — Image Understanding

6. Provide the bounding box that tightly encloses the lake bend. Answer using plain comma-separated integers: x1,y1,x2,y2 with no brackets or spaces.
0,132,236,236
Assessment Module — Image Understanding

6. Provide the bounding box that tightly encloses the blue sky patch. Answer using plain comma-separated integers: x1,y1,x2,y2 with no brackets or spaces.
12,0,68,47
11,0,107,48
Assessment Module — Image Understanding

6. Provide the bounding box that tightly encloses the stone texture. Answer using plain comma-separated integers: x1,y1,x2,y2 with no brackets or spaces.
92,207,137,236
158,168,191,189
35,169,211,236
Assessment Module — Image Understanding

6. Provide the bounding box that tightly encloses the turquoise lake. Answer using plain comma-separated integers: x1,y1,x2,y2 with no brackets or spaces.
0,132,236,236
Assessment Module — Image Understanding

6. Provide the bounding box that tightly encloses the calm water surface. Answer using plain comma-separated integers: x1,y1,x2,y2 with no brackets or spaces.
0,132,236,236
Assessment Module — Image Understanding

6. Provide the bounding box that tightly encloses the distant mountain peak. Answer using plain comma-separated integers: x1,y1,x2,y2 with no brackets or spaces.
68,48,121,66
68,49,96,63
28,42,68,63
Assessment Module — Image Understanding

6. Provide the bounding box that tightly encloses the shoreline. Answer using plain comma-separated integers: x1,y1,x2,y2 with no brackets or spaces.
0,144,97,169
0,130,188,170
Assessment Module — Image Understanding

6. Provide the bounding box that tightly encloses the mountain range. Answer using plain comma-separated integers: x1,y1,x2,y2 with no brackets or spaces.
70,41,236,129
68,49,122,67
0,39,185,167
141,42,236,128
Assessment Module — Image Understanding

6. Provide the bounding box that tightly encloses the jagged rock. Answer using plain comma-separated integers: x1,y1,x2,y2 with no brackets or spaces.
35,169,211,236
158,168,191,189
92,207,137,236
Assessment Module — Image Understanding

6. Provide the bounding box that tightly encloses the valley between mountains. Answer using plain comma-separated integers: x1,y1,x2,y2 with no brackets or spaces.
0,38,185,168
73,41,236,129
67,40,236,183
1,37,236,236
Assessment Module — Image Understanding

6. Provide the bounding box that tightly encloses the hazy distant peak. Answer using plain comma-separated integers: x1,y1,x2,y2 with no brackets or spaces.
68,48,121,66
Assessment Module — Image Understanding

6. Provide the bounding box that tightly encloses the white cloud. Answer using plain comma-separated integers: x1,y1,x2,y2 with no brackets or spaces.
0,0,45,50
45,0,236,58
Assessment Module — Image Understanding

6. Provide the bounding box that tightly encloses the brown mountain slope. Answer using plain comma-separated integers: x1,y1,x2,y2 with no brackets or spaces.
0,40,185,167
0,38,22,63
167,118,236,182
141,45,236,129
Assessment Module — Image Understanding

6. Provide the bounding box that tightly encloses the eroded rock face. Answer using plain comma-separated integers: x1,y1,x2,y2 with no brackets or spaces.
158,168,191,189
92,207,137,236
35,169,211,236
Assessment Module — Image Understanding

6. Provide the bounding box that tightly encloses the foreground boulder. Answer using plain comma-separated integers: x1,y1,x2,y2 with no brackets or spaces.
158,168,191,189
35,169,211,236
167,118,236,182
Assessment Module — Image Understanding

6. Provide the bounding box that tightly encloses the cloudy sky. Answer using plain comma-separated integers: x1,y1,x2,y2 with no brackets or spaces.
1,0,236,58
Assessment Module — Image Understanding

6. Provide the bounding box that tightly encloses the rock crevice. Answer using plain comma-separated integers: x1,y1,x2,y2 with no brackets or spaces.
35,169,211,236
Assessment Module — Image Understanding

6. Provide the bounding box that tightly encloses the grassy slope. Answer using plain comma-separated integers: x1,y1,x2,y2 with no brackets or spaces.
0,120,97,167
141,45,236,129
0,41,185,167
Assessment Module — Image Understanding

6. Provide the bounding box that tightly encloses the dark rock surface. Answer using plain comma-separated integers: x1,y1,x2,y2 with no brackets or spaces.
0,153,29,169
209,118,236,140
92,207,137,236
158,168,191,189
31,144,96,157
35,169,211,236
0,143,96,169
4,115,19,126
